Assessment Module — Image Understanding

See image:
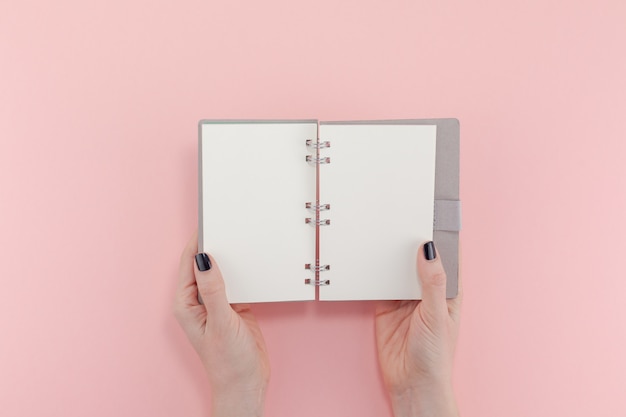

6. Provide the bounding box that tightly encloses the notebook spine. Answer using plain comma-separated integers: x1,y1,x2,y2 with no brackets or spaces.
305,137,331,287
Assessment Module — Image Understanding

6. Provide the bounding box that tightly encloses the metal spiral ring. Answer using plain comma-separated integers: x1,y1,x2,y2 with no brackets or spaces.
305,218,331,226
305,202,331,211
305,155,331,164
304,279,331,286
306,140,331,149
305,264,330,272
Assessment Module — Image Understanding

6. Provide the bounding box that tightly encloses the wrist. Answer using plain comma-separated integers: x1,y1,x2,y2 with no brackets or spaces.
211,386,267,417
389,382,458,417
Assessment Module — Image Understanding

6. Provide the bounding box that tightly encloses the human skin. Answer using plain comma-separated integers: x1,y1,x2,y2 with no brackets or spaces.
173,232,270,417
174,234,460,417
375,243,462,417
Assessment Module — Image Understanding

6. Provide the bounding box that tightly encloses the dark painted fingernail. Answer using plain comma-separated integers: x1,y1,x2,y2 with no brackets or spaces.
424,241,437,261
195,253,212,271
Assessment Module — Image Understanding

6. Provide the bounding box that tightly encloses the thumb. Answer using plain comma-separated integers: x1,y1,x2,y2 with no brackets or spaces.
416,241,448,322
194,253,232,325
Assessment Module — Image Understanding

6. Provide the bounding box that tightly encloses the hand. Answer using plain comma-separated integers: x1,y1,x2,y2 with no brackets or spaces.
174,232,270,417
375,241,462,417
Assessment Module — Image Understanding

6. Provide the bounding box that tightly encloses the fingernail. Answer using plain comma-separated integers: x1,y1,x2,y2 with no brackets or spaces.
424,241,437,261
195,253,212,271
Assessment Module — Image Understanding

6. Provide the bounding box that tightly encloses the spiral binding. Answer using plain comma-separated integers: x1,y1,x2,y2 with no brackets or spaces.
305,218,330,226
305,264,330,272
305,279,331,286
305,138,332,287
306,139,331,149
305,202,331,211
306,155,331,164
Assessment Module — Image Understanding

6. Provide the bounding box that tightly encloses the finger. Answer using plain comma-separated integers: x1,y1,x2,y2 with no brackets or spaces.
173,231,204,330
231,303,252,314
193,252,232,327
175,231,200,307
416,241,448,322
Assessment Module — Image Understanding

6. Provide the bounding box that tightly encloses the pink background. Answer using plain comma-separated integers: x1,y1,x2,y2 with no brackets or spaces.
1,1,625,416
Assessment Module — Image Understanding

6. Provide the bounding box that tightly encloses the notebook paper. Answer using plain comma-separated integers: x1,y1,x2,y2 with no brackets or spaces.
200,121,317,303
318,124,437,300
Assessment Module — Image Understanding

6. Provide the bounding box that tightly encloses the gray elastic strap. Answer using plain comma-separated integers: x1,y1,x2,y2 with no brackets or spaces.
434,200,462,232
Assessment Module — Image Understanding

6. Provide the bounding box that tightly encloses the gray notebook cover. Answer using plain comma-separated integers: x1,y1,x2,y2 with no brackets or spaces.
199,118,460,299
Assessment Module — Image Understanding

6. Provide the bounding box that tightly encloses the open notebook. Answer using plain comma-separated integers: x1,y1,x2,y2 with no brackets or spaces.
198,119,460,303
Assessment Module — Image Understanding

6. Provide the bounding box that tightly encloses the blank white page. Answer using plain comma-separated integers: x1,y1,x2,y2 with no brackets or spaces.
318,124,437,301
200,122,317,303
